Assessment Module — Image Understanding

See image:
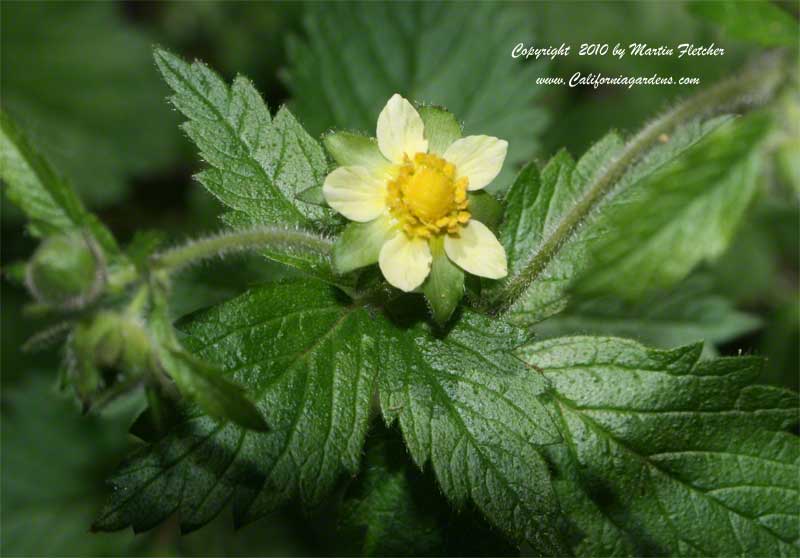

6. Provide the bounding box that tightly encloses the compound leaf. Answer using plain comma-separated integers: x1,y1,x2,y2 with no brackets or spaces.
96,283,567,554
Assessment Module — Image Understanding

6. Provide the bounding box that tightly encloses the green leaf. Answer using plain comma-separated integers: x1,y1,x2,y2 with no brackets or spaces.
468,191,503,230
1,376,141,555
493,115,737,326
323,131,386,169
285,2,550,190
338,426,520,557
533,275,761,357
295,185,326,207
154,48,327,227
418,105,462,155
153,48,347,281
159,347,268,432
338,431,446,556
0,112,117,252
94,280,383,533
1,3,181,208
519,336,799,556
577,115,770,299
97,281,564,552
688,0,799,47
377,311,566,554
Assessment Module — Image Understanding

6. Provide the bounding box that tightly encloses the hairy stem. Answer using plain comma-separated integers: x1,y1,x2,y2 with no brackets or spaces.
491,52,786,314
149,226,332,274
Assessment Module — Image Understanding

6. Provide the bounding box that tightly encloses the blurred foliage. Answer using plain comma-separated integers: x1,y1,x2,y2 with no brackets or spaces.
0,376,319,556
0,2,182,211
1,1,797,556
284,2,550,191
1,376,143,556
688,0,799,47
538,1,746,154
533,275,761,358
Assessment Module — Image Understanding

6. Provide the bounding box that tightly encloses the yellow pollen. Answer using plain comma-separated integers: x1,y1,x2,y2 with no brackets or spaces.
386,153,470,239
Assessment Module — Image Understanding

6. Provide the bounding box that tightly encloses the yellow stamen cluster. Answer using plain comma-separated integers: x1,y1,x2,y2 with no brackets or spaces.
386,153,470,239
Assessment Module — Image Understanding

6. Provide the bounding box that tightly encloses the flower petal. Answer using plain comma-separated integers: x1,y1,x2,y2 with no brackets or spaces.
444,220,507,279
379,233,432,292
443,135,508,191
376,94,428,163
322,166,386,222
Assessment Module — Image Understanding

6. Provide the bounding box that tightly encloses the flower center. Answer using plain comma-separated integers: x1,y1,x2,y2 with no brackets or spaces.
386,153,470,239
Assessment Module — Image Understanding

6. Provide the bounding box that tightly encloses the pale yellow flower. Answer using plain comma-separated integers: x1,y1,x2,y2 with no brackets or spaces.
323,94,508,292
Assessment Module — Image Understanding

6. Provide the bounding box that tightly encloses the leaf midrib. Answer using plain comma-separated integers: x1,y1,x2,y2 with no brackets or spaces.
554,394,795,548
409,343,556,544
159,51,307,225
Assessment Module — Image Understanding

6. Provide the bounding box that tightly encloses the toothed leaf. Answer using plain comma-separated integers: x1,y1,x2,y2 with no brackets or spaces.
520,336,799,556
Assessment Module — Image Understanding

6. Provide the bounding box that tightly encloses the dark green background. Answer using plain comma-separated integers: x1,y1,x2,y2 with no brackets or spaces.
2,2,797,555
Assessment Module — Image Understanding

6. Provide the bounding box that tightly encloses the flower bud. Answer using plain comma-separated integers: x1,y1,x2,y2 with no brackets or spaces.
68,312,154,407
26,232,104,309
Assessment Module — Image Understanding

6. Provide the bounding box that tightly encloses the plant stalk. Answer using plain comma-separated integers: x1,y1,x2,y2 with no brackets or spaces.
491,51,787,315
149,226,333,274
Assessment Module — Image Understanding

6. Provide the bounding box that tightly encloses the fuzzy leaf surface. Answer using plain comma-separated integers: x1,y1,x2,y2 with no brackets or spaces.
378,311,565,554
285,2,549,190
0,112,117,252
155,48,327,226
493,115,755,325
520,336,799,557
94,280,382,533
97,284,567,553
577,115,769,299
153,49,341,280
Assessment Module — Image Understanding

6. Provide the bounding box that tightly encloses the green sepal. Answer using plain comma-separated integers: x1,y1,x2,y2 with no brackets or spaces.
333,216,395,274
423,237,465,325
468,191,503,230
295,185,327,207
68,322,104,406
323,131,387,168
159,346,269,432
418,105,462,155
